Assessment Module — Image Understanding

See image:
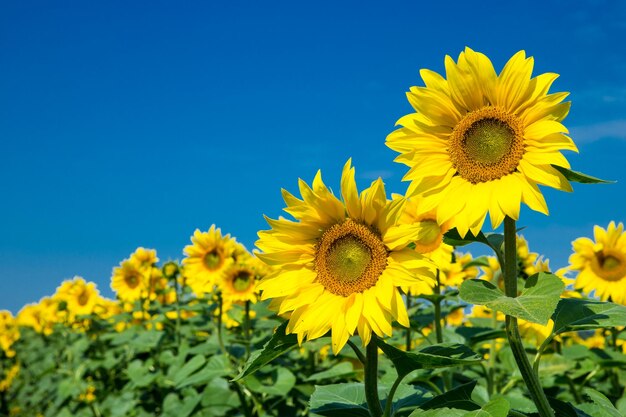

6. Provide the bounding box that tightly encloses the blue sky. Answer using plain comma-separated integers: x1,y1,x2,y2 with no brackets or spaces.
1,1,625,313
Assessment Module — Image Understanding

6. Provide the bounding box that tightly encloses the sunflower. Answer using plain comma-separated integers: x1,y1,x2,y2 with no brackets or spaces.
219,264,259,304
569,221,626,304
386,47,576,237
256,160,435,353
129,247,159,271
55,277,100,318
111,260,146,302
183,225,235,297
0,311,19,358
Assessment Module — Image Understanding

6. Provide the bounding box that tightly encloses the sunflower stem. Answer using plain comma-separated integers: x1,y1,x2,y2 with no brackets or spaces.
382,375,404,417
216,293,227,355
503,216,555,417
365,335,383,417
244,300,251,360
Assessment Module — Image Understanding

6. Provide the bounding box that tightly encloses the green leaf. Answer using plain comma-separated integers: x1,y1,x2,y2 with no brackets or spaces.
232,321,297,381
175,355,229,389
309,383,370,417
459,272,564,324
409,408,467,417
310,382,431,417
419,381,480,411
305,361,356,382
463,397,510,417
172,354,206,386
547,397,593,417
375,339,482,378
245,367,296,396
577,388,623,417
551,298,626,335
551,165,614,184
443,229,504,254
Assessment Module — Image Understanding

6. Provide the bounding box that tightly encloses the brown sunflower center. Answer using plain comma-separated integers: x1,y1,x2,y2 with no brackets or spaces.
233,271,254,292
315,219,387,297
125,274,141,289
449,106,525,183
592,250,626,282
77,291,90,306
204,249,223,270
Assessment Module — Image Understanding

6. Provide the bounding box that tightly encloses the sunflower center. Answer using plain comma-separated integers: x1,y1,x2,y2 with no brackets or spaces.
592,250,626,282
449,106,525,183
204,250,222,270
233,271,254,292
77,291,90,306
315,219,387,297
125,274,140,289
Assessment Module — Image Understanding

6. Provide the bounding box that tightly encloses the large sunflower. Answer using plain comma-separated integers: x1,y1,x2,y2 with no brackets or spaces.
256,160,434,353
386,47,576,237
569,221,626,304
183,225,235,297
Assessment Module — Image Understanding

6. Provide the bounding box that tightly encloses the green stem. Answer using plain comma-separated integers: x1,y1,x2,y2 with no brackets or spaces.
244,300,251,360
382,376,404,417
433,270,443,344
365,336,383,417
173,272,181,347
216,293,227,355
532,334,555,375
405,290,412,351
347,339,366,364
509,410,528,417
503,217,555,417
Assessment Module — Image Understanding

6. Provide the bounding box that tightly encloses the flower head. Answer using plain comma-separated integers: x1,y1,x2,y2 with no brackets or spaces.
256,160,434,353
387,48,576,236
569,221,626,304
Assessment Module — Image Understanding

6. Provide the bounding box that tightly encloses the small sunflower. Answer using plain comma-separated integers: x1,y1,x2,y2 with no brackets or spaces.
256,160,435,353
0,311,19,358
387,47,576,237
129,247,159,271
569,221,626,304
219,264,259,304
55,277,100,318
111,260,146,302
183,225,235,297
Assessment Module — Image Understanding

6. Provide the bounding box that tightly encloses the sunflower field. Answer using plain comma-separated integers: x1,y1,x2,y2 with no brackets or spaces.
2,48,626,417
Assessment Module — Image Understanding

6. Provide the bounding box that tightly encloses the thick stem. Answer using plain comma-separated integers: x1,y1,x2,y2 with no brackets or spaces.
365,336,383,417
173,273,181,347
503,217,555,417
216,293,227,355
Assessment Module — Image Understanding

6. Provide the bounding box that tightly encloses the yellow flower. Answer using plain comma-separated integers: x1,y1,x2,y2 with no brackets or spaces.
441,251,480,288
256,160,434,353
219,264,259,304
569,221,626,304
17,297,63,335
55,277,100,318
0,364,19,392
111,260,146,302
387,48,576,237
0,311,19,358
398,196,453,254
183,225,235,297
129,247,159,271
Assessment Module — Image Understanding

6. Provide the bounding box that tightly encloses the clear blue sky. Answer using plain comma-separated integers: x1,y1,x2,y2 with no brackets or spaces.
2,1,625,313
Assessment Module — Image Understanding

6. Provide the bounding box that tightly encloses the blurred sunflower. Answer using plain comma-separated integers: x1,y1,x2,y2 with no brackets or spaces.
111,260,146,302
0,311,19,358
569,221,626,304
387,47,576,237
183,225,235,297
256,160,434,353
129,247,158,271
55,277,100,317
219,264,259,304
